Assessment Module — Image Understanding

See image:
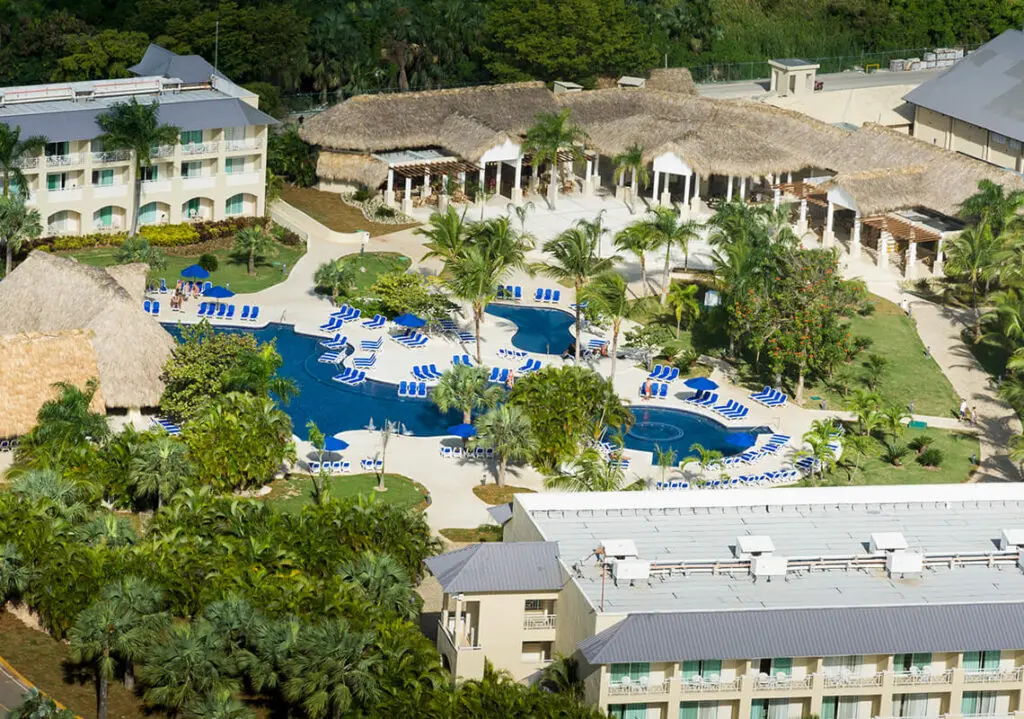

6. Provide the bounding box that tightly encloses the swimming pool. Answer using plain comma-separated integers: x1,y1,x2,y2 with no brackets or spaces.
484,303,574,355
165,323,763,456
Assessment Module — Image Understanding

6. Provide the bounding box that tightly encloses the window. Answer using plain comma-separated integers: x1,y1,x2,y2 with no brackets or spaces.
895,693,929,718
823,656,862,677
91,139,105,153
46,173,67,191
608,705,648,719
225,157,245,174
822,697,861,719
894,654,932,672
758,658,792,677
751,699,791,719
225,193,245,216
184,198,201,218
224,126,246,142
961,692,997,716
610,663,649,684
524,599,542,612
181,161,202,179
140,165,159,182
1011,139,1022,151
682,660,723,680
681,702,719,719
179,130,203,145
992,133,1008,145
95,206,113,228
92,169,113,186
45,141,69,157
138,202,158,225
963,652,1000,671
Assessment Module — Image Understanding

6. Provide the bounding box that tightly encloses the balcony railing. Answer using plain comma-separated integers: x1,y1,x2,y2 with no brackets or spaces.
46,153,84,167
438,620,481,651
681,676,742,693
753,675,813,691
823,672,885,688
963,667,1024,684
151,145,175,158
608,678,671,696
523,615,556,630
224,138,259,151
893,669,953,686
182,142,219,156
11,157,38,169
92,150,131,163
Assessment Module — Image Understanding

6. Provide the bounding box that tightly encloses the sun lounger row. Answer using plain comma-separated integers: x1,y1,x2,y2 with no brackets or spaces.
437,319,475,342
318,352,344,364
152,417,182,435
320,334,348,350
488,368,512,384
393,332,428,348
360,458,385,471
398,381,428,397
688,469,801,489
710,399,749,420
452,354,474,366
721,434,791,466
518,358,542,373
498,348,527,359
332,368,366,385
640,382,669,399
160,279,212,294
608,457,631,470
440,446,496,459
750,386,788,407
648,365,680,381
143,299,161,315
413,364,443,381
196,303,261,322
0,437,20,452
352,353,377,369
321,306,361,331
533,288,561,303
361,337,383,351
497,285,522,300
362,314,386,329
686,390,718,407
307,459,352,474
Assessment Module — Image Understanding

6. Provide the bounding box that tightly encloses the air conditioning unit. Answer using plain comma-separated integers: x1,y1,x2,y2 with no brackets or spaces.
601,539,639,560
870,532,908,554
751,555,788,580
886,551,923,577
736,535,775,559
999,529,1024,550
612,559,651,583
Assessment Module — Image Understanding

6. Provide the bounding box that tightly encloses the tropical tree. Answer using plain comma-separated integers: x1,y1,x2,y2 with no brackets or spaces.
960,178,1024,234
69,600,148,719
10,469,93,521
522,109,587,210
654,445,678,488
0,124,45,200
882,403,911,441
612,143,648,210
183,690,255,719
0,194,41,276
796,419,840,484
100,577,169,690
943,222,1003,338
507,200,535,234
539,655,585,702
306,420,330,505
15,378,108,471
847,389,883,435
579,270,653,376
222,341,299,405
614,221,659,295
666,283,700,337
338,551,417,621
648,206,702,302
543,448,642,491
313,258,357,304
96,98,180,237
113,236,166,270
234,226,275,276
417,205,469,266
841,433,875,483
473,404,533,486
8,690,76,719
139,621,241,715
432,364,503,424
686,443,723,484
534,225,619,361
0,543,31,604
130,434,193,510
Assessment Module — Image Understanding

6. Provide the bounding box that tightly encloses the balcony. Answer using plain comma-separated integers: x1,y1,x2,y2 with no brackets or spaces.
226,171,263,187
11,157,38,169
182,142,219,156
93,184,128,199
46,153,84,168
151,145,175,159
141,180,172,195
224,138,260,152
436,620,481,652
45,187,83,202
92,150,131,164
681,676,742,693
753,674,813,691
608,678,671,696
182,175,216,190
523,615,556,630
893,669,953,686
962,667,1024,684
823,672,885,688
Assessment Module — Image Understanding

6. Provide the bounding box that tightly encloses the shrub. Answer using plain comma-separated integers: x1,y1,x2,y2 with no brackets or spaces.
917,447,944,467
138,223,201,246
115,236,167,269
374,204,397,220
48,232,126,251
271,223,303,246
198,253,219,272
908,435,935,454
881,441,909,466
351,186,374,202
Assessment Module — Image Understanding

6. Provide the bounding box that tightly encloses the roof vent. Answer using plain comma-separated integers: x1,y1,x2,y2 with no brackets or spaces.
617,75,646,89
600,539,638,560
869,532,908,553
612,559,651,585
751,554,788,581
999,529,1024,550
735,535,774,559
553,81,583,94
886,550,924,577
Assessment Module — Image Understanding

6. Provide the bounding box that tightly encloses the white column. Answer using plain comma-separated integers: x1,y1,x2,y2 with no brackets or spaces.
787,171,793,183
878,230,891,269
905,240,918,279
660,172,672,207
651,170,660,202
682,174,691,203
824,201,835,246
851,214,862,258
512,157,523,205
691,174,701,210
739,176,747,201
726,175,734,201
453,594,463,646
935,237,945,275
423,171,431,198
402,175,413,215
798,198,808,234
583,158,593,197
385,168,395,206
477,165,485,203
773,188,781,209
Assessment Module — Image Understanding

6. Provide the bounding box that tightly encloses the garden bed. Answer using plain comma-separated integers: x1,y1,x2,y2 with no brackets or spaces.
440,525,503,543
280,185,418,236
265,473,428,513
471,485,535,505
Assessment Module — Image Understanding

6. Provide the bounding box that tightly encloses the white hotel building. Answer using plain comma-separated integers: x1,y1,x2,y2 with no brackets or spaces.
426,485,1024,719
0,45,275,236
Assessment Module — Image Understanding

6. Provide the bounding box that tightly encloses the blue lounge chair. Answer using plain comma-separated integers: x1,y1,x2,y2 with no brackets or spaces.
143,300,152,313
534,288,544,301
361,337,383,351
542,289,553,302
320,334,345,349
362,314,386,329
514,286,522,300
360,458,373,470
202,281,212,293
398,381,409,397
197,302,207,316
159,278,168,294
648,365,666,380
657,383,668,399
497,369,509,384
428,364,442,378
332,368,353,382
452,355,464,366
152,301,160,315
488,367,500,382
551,289,561,303
250,306,260,322
460,354,473,366
412,366,429,381
662,367,680,382
320,317,341,332
330,304,352,318
353,354,376,369
318,352,342,364
241,305,250,320
695,392,718,407
225,305,234,319
416,382,427,397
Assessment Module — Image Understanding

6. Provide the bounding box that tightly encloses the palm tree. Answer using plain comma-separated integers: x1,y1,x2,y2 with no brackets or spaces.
667,283,700,337
416,205,469,265
944,222,1003,338
649,206,702,303
338,551,416,620
842,433,875,483
130,435,192,510
222,342,299,405
234,226,275,276
522,109,587,210
69,600,148,719
314,258,357,305
114,236,167,269
574,210,609,257
507,200,535,234
882,403,910,441
686,443,723,485
11,469,93,521
614,221,659,295
543,447,642,491
1011,434,1024,467
282,619,382,719
0,194,41,276
140,621,241,715
960,179,1024,234
539,655,584,702
0,543,30,604
96,99,180,237
473,405,533,487
612,143,648,211
580,270,652,376
183,690,254,719
0,124,45,200
432,364,502,423
847,389,883,435
534,226,619,361
101,577,169,690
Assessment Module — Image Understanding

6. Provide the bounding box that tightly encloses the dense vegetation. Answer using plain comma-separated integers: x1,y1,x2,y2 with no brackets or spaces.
1,0,1020,104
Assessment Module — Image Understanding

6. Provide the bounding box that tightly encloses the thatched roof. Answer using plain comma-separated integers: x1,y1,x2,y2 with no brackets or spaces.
317,152,389,187
0,330,104,438
302,82,1024,217
645,68,697,95
104,262,148,303
0,252,174,409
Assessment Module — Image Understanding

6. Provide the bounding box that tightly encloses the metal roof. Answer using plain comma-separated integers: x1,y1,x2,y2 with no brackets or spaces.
905,30,1024,142
424,541,563,594
578,603,1024,664
486,503,513,525
129,44,223,84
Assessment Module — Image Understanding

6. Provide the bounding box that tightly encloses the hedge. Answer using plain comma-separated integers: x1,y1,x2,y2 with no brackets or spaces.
39,217,301,252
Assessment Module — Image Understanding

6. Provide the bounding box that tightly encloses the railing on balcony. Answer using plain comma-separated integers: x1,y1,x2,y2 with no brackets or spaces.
681,676,742,693
46,153,84,167
893,669,953,686
438,619,481,651
823,672,885,688
182,142,219,156
224,138,259,151
523,615,556,630
151,145,175,158
92,150,131,163
11,156,38,169
963,667,1024,684
608,678,671,696
754,674,813,691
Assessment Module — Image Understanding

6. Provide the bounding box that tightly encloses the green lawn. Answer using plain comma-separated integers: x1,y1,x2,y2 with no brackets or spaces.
440,525,503,543
813,427,979,486
266,473,427,514
338,252,411,294
280,185,418,236
64,239,305,294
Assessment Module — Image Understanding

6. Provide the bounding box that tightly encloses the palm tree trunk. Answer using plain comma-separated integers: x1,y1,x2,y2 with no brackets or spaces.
4,242,12,277
972,283,981,339
548,161,558,210
124,663,135,690
474,306,483,365
609,321,621,377
249,247,256,275
640,256,647,296
797,366,806,403
574,280,582,362
660,245,672,304
463,409,471,424
498,456,507,487
130,163,142,238
98,671,109,719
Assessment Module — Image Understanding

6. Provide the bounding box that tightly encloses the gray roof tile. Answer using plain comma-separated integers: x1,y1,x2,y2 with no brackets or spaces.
425,542,563,593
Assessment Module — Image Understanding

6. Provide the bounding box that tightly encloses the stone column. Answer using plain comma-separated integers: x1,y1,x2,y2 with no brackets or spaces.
878,230,891,269
458,171,466,196
934,237,945,276
438,175,450,213
905,240,918,279
616,166,625,200
651,170,660,203
797,198,808,235
739,176,747,201
477,165,486,204
726,174,734,201
423,171,431,198
823,200,835,246
384,168,395,206
660,172,672,207
851,214,862,258
690,174,701,210
680,173,692,218
787,171,793,184
583,158,593,197
511,157,523,205
402,175,413,215
773,188,781,209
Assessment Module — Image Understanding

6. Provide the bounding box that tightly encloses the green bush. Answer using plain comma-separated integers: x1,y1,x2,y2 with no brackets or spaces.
882,441,910,466
198,253,219,272
49,232,126,251
374,204,397,219
351,186,374,202
917,447,944,467
908,435,935,454
139,223,200,246
271,223,303,246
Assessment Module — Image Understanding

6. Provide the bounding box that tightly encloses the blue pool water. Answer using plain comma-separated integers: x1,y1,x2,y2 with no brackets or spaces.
485,303,574,355
165,322,764,457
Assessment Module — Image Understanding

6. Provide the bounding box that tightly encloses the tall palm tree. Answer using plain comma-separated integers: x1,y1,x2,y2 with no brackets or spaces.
234,226,275,276
69,600,148,719
846,389,883,435
960,179,1024,234
579,271,652,376
282,619,382,719
96,99,180,237
507,200,535,234
534,226,619,361
130,435,193,510
841,433,874,483
944,222,1003,339
339,551,416,620
522,109,587,210
882,404,910,441
614,221,659,296
432,364,502,423
686,443,723,485
0,194,41,276
796,419,839,484
222,342,299,405
574,210,608,257
0,543,30,604
543,447,642,491
314,258,357,305
649,206,703,303
473,405,533,487
667,283,700,337
101,577,169,690
183,690,255,719
0,124,45,199
140,621,241,715
612,143,648,211
416,205,469,265
11,469,93,521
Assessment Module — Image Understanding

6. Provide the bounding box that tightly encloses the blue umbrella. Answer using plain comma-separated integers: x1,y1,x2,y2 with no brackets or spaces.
448,423,477,438
324,435,349,451
684,376,718,391
725,432,756,448
393,313,426,328
203,285,235,299
181,264,210,279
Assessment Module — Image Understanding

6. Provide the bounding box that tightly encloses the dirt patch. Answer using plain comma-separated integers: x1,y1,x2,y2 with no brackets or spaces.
439,525,503,543
281,185,418,236
471,485,536,505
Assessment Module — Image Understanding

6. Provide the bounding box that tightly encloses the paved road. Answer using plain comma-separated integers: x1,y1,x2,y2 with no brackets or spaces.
0,660,29,718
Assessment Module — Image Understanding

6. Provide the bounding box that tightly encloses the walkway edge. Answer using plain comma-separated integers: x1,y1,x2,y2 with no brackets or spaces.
271,199,367,246
0,652,80,718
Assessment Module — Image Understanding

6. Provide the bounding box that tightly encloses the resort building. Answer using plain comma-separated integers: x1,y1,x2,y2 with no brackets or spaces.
425,484,1024,719
0,251,174,431
300,69,1022,282
906,30,1024,172
0,44,276,236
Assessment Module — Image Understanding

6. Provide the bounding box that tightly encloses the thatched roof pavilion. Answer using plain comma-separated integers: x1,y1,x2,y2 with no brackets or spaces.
0,252,174,411
0,330,104,438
